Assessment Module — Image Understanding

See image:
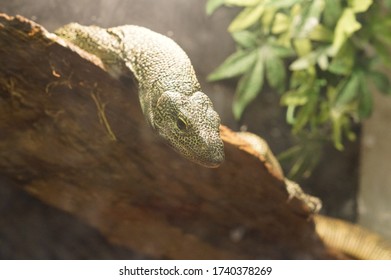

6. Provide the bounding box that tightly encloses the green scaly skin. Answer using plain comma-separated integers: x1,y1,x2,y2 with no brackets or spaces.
55,23,224,168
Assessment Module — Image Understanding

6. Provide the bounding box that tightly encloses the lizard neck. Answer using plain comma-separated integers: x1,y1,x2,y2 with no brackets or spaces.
108,26,201,126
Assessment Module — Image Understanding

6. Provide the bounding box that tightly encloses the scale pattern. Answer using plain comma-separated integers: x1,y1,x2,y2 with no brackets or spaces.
56,23,224,167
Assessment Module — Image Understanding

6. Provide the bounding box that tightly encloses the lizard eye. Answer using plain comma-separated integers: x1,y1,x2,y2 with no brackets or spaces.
176,116,188,131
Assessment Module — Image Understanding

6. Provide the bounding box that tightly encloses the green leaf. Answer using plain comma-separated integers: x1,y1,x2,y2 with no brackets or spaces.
317,53,329,70
233,51,264,119
287,151,306,178
272,12,290,34
328,60,350,75
307,0,326,20
289,57,311,71
309,24,333,42
358,78,373,118
225,0,261,6
290,52,317,70
260,6,276,34
292,90,318,133
206,0,226,15
335,72,361,107
277,144,302,162
323,0,342,28
330,8,361,56
279,140,324,179
207,50,257,81
293,0,325,38
290,70,315,89
228,4,265,32
266,0,304,9
331,114,346,151
265,54,286,92
293,38,312,57
328,42,355,75
326,85,338,105
318,98,331,123
292,45,330,72
370,71,391,96
348,0,373,13
281,91,308,107
269,44,295,58
286,105,296,124
206,0,266,13
373,40,391,68
372,20,391,47
232,30,258,48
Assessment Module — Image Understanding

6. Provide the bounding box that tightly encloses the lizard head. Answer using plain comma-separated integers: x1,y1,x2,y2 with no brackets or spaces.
153,91,225,168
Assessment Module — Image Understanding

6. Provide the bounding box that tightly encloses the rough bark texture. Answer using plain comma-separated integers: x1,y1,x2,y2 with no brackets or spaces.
0,14,339,259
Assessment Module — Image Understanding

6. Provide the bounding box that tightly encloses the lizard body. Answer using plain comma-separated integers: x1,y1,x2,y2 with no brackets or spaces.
55,23,224,168
53,23,391,259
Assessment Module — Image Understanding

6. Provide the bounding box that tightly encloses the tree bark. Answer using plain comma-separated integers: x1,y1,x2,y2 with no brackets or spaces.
0,14,339,259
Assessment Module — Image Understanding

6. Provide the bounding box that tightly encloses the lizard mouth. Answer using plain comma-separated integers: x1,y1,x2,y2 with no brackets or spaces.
192,142,225,168
206,151,225,168
203,159,224,168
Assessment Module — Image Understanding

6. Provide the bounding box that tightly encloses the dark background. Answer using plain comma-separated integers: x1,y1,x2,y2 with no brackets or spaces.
0,0,359,258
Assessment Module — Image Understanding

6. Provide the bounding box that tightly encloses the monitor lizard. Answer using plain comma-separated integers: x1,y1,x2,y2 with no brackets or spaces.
55,23,224,168
55,23,391,259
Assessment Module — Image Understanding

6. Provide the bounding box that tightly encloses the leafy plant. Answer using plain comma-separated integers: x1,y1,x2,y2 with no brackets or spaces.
207,0,391,178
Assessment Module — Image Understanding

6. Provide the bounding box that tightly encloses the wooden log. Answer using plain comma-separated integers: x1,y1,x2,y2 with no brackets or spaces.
0,14,339,259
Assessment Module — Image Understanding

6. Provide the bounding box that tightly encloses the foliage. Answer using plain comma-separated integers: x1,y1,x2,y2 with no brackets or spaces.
207,0,391,178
